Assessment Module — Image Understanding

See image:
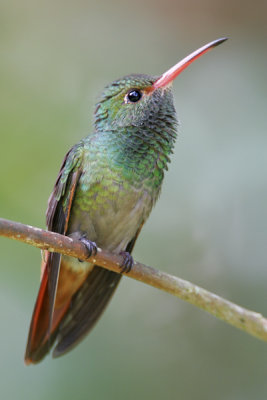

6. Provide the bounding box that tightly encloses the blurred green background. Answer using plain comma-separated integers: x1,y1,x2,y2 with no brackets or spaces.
1,0,267,399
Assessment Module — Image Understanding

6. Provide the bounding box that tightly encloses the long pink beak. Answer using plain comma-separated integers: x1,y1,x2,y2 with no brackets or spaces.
153,37,228,89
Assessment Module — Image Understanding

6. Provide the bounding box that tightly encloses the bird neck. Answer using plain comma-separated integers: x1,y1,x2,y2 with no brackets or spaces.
94,115,177,188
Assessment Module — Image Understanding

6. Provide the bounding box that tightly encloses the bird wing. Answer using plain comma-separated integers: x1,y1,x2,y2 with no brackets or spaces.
25,143,84,364
25,141,144,363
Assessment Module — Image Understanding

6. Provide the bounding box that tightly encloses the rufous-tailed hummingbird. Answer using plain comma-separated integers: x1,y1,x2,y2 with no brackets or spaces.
25,38,227,364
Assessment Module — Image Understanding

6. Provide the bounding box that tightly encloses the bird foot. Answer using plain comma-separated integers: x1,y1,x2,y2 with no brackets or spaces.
119,251,134,274
79,236,98,261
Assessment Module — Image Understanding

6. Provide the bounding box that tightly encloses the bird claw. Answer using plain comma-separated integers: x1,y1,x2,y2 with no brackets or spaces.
119,251,134,273
79,236,98,261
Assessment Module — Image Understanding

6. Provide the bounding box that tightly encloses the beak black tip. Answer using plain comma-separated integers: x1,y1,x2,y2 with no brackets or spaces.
213,37,229,47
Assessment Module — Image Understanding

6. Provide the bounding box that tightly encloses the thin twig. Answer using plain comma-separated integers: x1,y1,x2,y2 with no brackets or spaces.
0,217,267,342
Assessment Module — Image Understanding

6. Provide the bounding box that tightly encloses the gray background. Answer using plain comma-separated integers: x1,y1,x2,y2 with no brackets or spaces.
1,0,267,399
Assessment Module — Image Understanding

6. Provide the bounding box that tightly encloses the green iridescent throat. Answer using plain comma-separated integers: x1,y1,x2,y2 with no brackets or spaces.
93,74,178,187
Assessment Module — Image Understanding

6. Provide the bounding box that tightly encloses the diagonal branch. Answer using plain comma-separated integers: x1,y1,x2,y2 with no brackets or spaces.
0,217,267,343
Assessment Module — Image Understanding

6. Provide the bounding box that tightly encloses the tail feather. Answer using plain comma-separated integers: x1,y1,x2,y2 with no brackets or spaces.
24,266,49,364
24,262,68,364
25,263,121,364
53,267,121,357
25,229,141,363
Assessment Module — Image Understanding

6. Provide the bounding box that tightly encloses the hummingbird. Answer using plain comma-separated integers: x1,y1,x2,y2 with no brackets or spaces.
25,38,227,364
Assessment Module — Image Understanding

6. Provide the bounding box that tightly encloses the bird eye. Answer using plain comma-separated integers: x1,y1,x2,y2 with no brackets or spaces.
126,89,142,103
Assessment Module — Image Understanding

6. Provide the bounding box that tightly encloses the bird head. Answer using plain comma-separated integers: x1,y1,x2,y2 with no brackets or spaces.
94,38,227,132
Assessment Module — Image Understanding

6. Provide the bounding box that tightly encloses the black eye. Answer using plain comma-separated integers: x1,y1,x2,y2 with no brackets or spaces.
127,89,142,103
